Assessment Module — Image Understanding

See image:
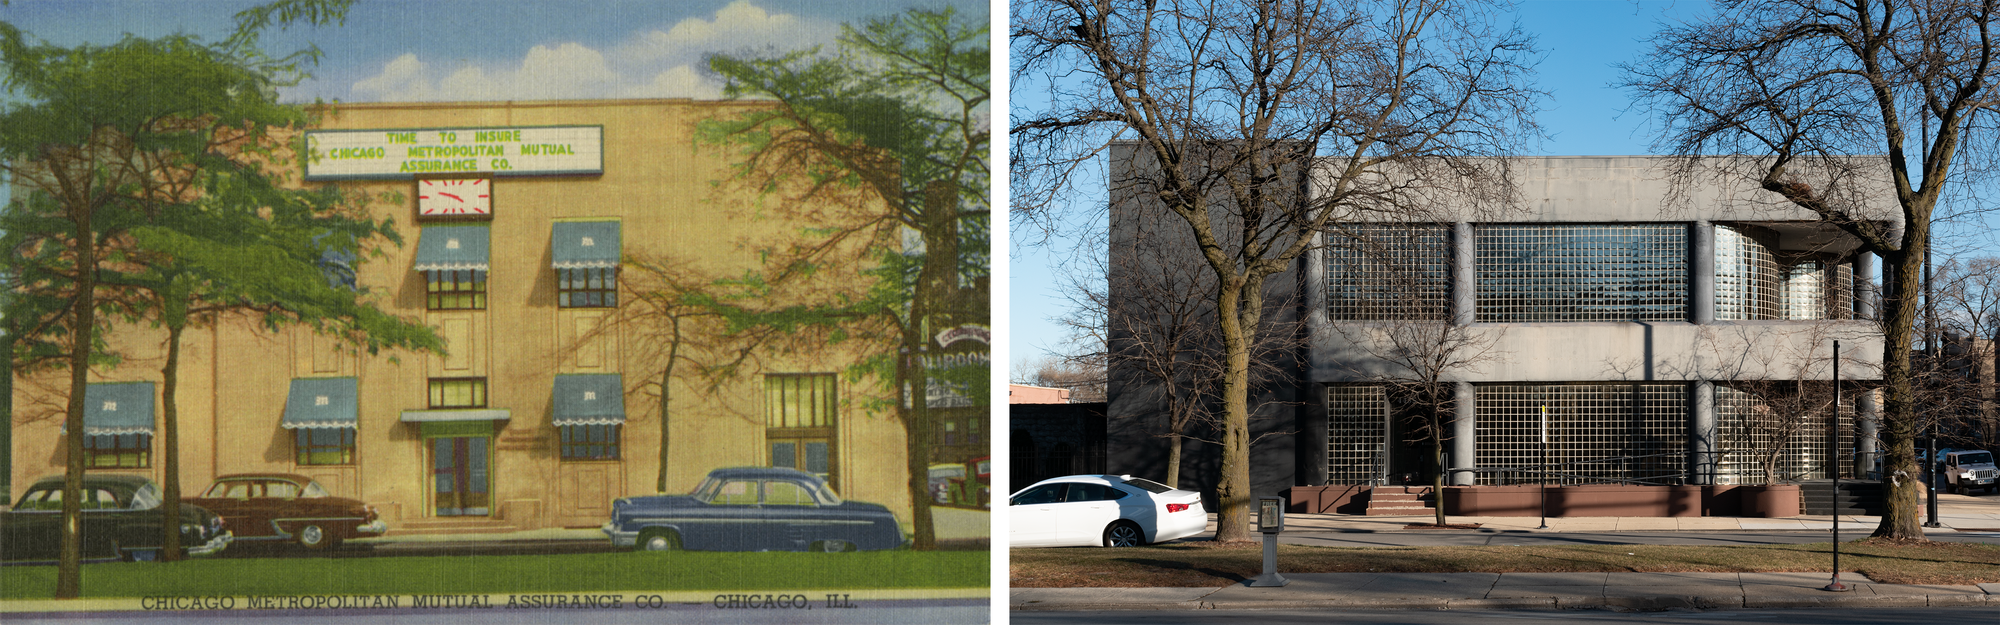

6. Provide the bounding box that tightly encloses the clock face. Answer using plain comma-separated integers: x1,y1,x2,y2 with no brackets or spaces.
417,179,492,217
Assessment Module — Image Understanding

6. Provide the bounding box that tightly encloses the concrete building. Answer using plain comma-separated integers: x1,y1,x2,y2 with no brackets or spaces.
1108,154,1890,504
9,99,954,534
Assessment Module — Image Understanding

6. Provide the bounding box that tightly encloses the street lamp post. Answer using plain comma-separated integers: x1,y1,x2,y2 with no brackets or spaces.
1824,340,1849,592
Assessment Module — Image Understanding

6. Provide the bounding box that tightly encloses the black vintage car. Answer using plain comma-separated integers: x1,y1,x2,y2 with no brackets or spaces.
602,467,904,552
1,474,232,563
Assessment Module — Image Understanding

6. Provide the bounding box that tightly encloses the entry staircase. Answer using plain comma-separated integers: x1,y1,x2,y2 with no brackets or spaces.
1362,485,1436,515
1798,479,1887,516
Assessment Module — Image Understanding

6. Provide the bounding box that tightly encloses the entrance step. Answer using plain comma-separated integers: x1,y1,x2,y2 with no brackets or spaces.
1364,487,1436,515
393,519,520,535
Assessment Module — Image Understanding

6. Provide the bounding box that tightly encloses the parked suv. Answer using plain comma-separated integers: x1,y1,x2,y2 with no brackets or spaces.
1941,449,1998,495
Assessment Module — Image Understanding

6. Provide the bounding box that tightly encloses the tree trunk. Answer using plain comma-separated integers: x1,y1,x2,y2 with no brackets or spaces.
160,321,185,561
1874,246,1926,540
1212,279,1256,543
56,199,96,599
1165,432,1183,489
656,316,679,494
1433,433,1446,527
902,345,936,550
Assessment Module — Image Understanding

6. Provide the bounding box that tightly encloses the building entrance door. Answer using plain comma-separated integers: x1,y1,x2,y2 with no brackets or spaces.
432,436,490,516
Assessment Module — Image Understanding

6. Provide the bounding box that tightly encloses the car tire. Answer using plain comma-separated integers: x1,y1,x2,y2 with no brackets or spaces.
638,529,680,552
811,540,856,553
298,524,339,550
1102,521,1145,548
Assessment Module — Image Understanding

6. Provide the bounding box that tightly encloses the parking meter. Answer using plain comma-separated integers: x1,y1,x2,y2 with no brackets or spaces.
1249,497,1288,587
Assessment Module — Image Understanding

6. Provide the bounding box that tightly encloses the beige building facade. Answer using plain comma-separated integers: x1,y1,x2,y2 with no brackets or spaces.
9,99,922,534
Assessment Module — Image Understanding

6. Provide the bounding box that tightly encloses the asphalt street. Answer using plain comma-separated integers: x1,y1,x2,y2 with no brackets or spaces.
1012,606,1999,624
1268,528,2000,547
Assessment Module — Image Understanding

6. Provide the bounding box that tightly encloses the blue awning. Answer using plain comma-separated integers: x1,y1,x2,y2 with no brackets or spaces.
552,374,625,425
551,221,621,269
83,382,154,436
282,378,358,429
412,225,490,271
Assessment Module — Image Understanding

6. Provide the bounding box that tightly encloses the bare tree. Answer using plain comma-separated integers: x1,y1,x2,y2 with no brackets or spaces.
1622,0,2000,540
1013,0,1541,541
1019,356,1109,403
1934,256,2000,445
1335,320,1501,526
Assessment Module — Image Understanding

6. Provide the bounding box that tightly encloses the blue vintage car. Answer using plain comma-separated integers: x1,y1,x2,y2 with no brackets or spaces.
602,467,904,552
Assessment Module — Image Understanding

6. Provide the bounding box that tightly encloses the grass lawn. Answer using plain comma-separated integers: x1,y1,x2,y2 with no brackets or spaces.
1,551,988,599
1011,539,2000,587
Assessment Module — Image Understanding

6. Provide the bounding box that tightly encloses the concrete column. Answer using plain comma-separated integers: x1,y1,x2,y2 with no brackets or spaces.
1855,253,1877,320
1689,380,1717,485
1452,382,1477,486
1859,388,1881,478
1453,222,1475,325
1692,221,1715,324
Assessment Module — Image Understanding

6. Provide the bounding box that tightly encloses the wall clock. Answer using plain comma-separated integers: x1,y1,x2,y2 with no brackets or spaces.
418,179,493,217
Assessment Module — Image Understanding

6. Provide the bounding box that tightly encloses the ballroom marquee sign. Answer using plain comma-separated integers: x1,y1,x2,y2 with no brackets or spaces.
303,126,603,180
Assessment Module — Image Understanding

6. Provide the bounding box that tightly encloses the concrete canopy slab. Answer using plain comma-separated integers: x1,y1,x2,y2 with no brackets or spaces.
1491,572,1610,586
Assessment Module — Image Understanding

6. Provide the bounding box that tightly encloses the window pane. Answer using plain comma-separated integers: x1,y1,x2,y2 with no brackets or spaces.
772,442,796,469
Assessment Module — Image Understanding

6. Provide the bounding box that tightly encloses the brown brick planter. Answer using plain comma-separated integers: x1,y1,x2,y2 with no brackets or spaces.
1739,484,1802,518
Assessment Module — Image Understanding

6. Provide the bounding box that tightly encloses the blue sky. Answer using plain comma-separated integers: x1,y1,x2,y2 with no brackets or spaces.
1004,0,2000,374
0,0,986,101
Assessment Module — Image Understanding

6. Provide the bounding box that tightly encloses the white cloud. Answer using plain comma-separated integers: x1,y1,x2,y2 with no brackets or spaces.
346,1,837,102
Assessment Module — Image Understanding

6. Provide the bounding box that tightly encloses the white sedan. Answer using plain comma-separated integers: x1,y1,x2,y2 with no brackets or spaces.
1008,475,1207,547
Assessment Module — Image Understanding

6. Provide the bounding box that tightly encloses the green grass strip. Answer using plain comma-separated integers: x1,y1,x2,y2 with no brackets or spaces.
2,551,989,599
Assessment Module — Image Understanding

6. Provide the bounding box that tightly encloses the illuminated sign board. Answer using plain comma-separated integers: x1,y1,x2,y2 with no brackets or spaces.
303,126,603,180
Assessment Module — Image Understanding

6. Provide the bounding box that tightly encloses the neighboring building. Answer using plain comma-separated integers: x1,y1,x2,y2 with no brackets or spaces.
1010,402,1107,492
1108,153,1891,504
8,99,938,533
1009,384,1072,404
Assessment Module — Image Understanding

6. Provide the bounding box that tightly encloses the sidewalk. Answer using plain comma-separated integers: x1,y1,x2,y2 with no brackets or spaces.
1225,492,2000,534
1010,572,2000,611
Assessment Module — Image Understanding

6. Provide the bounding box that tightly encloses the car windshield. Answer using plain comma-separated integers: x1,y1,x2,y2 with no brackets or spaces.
302,480,330,498
1120,477,1176,494
130,483,161,510
691,476,724,501
1961,452,1994,465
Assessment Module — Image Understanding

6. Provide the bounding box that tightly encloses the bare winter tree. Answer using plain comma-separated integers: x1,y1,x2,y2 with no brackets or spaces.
1934,256,2000,444
1012,0,1542,542
1332,315,1502,526
1622,0,2000,540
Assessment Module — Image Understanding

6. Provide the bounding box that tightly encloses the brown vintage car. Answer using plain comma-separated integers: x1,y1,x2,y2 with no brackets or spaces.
188,473,384,549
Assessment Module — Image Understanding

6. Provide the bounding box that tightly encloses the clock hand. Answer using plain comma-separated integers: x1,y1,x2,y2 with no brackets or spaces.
440,192,463,202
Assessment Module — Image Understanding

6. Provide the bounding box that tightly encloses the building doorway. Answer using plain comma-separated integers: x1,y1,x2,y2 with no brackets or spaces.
432,436,491,516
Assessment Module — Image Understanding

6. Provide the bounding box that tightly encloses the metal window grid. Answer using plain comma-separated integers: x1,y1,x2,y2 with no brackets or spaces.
295,427,355,465
1715,226,1779,320
558,267,619,308
1714,385,1856,485
425,269,488,310
1325,224,1450,321
84,433,151,468
1326,386,1389,484
1475,224,1688,322
1473,384,1688,485
765,373,837,428
560,424,621,460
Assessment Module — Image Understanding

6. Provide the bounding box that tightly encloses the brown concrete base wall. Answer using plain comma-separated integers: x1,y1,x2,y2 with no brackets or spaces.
1739,484,1802,518
1443,485,1546,517
1703,484,1741,517
1286,485,1370,514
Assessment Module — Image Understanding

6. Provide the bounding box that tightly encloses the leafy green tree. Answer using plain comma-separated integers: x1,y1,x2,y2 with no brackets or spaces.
702,6,988,550
99,171,439,560
0,0,355,596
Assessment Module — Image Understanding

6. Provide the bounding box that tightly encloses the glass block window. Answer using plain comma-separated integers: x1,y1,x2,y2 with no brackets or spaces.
295,428,355,465
559,267,618,308
560,424,621,460
1780,260,1854,320
1715,384,1856,484
1325,224,1451,320
1715,225,1780,320
84,433,151,468
425,269,487,310
1475,224,1688,322
1327,386,1389,484
1474,384,1687,485
429,377,488,408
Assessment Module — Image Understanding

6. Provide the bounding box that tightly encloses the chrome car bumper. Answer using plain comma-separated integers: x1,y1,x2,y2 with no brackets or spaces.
356,519,389,535
188,531,234,556
602,522,636,547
